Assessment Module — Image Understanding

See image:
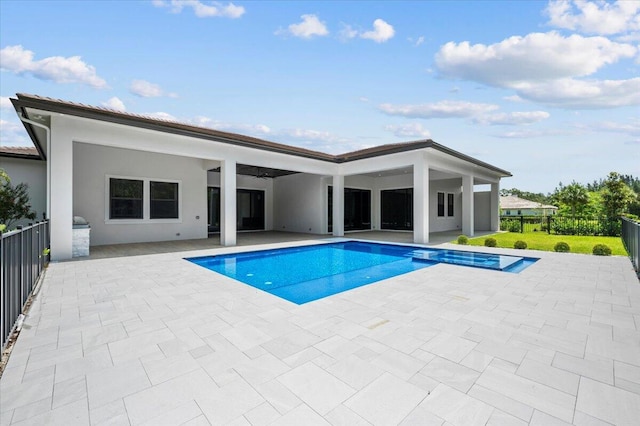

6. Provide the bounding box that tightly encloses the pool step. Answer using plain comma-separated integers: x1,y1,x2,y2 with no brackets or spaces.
410,249,524,271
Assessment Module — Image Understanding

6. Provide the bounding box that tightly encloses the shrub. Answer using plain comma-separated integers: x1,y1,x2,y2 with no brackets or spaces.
484,237,497,247
554,242,570,253
514,240,528,249
592,244,612,256
457,235,469,245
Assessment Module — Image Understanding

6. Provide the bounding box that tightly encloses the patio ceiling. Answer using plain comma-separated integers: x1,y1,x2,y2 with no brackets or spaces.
210,163,300,179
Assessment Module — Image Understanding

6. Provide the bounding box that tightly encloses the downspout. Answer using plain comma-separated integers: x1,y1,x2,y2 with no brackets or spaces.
17,114,51,221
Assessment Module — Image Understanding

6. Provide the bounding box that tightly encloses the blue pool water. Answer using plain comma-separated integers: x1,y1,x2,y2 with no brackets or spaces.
187,241,537,304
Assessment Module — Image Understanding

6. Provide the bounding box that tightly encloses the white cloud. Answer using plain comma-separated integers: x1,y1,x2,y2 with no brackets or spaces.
435,32,635,86
360,19,395,43
474,111,550,125
1,96,12,109
574,118,640,136
0,45,107,88
143,111,178,121
408,36,425,46
435,31,638,108
384,123,431,138
513,77,640,108
129,79,177,98
0,118,30,146
546,0,640,35
378,100,499,119
102,97,126,112
338,24,358,41
503,95,524,102
494,128,571,139
153,0,244,18
278,14,329,39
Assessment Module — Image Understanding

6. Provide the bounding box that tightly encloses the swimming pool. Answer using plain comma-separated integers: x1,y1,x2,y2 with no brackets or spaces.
187,241,537,304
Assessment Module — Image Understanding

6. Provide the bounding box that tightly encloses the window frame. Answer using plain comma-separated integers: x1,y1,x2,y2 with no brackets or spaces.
105,175,182,224
437,192,445,217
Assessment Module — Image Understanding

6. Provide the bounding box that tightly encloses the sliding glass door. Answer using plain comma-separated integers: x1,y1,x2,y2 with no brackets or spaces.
328,187,372,232
207,187,265,232
381,188,413,230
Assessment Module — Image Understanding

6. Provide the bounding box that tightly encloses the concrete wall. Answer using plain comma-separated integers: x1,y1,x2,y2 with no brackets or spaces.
0,156,47,227
273,173,324,234
73,143,208,246
474,191,492,231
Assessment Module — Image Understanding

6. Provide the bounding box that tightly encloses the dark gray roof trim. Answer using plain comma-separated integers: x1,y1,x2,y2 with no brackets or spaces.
11,94,511,176
0,146,43,161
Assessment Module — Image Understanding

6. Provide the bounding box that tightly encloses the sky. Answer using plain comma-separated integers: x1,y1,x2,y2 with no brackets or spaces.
0,0,638,194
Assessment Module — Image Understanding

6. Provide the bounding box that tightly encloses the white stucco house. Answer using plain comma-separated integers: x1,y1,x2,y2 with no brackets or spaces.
9,93,511,261
500,195,558,217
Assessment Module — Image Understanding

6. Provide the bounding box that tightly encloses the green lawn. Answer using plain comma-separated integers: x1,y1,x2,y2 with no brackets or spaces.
457,232,628,256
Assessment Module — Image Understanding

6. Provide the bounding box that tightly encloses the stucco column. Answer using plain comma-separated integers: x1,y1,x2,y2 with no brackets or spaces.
220,159,236,246
490,182,500,231
332,175,344,237
413,157,429,244
462,174,474,237
49,116,73,261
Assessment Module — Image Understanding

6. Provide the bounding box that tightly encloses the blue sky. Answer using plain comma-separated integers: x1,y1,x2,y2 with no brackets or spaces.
1,0,638,193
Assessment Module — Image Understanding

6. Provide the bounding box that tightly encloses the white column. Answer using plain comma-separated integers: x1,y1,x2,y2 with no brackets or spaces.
490,182,500,231
49,116,73,261
220,159,236,246
413,156,429,244
332,175,344,237
462,174,474,237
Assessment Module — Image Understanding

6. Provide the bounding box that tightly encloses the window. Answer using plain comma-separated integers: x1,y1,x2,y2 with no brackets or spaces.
447,193,454,217
107,176,180,222
150,181,178,219
437,192,445,217
110,178,143,219
381,188,413,230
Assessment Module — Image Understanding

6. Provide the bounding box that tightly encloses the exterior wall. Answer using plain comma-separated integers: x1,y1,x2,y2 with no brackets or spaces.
429,178,462,232
501,208,556,216
474,191,492,231
207,172,274,230
73,143,208,246
273,173,324,234
0,156,47,227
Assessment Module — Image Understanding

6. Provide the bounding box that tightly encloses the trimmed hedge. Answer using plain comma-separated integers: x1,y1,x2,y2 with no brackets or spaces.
592,244,612,256
554,242,570,253
457,235,469,245
484,237,497,247
514,240,528,249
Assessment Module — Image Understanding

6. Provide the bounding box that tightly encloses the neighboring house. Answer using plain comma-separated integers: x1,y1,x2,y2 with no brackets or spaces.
500,195,557,216
0,146,47,228
9,93,511,261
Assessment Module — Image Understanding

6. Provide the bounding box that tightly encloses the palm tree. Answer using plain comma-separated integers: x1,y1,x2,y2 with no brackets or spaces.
557,182,589,219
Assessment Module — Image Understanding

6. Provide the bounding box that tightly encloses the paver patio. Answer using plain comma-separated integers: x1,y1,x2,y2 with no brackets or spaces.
1,236,639,425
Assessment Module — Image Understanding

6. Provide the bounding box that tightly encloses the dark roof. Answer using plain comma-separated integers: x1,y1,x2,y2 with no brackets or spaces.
11,93,511,176
0,146,43,160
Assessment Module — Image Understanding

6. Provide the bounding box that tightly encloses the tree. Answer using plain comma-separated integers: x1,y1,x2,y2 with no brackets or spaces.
601,172,635,219
555,181,589,218
0,168,37,229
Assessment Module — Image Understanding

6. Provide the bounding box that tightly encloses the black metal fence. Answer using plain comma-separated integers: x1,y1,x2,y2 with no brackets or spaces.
1,221,50,349
500,215,621,236
622,218,639,274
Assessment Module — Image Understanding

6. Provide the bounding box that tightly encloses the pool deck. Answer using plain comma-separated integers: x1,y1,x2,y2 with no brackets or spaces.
1,234,640,425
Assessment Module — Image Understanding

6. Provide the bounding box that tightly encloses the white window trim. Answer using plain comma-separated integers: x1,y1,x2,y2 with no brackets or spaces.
105,174,182,224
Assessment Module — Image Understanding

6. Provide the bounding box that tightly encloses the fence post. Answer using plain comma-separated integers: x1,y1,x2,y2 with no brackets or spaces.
520,216,524,233
547,216,551,234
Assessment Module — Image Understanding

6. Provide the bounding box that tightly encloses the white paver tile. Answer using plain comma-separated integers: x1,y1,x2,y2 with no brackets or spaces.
11,399,88,425
141,352,200,385
419,383,494,426
552,352,614,384
460,350,493,372
139,400,203,426
614,360,640,395
10,397,52,424
234,352,290,386
420,356,480,392
420,332,476,363
326,354,385,390
529,409,572,425
325,404,372,426
244,402,280,426
270,404,331,426
474,339,526,365
572,410,614,425
255,379,302,415
576,376,640,426
87,360,151,410
196,379,267,425
89,398,130,425
476,366,575,423
345,372,428,426
516,358,580,395
123,369,215,424
278,362,355,415
371,348,426,380
220,323,272,352
52,375,87,409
